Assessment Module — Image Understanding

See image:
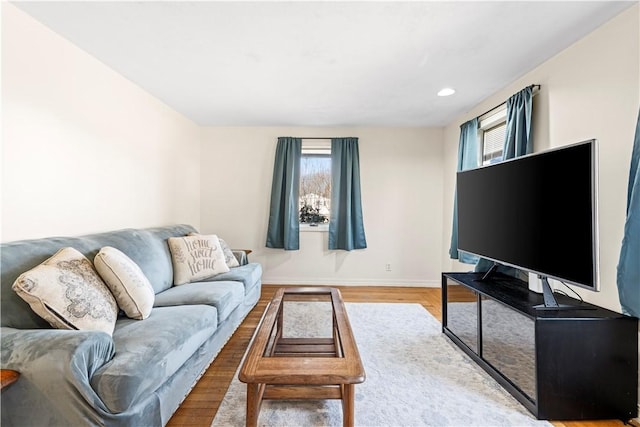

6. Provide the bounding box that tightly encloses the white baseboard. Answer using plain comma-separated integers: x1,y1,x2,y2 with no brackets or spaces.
262,277,441,287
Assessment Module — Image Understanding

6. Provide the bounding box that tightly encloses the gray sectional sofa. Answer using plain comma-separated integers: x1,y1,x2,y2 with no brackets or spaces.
1,224,262,426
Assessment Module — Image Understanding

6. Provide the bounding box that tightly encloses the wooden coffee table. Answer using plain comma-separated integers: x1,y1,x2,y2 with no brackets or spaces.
239,287,365,427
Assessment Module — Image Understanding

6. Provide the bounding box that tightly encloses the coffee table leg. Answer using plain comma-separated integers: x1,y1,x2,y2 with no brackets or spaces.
342,384,355,427
246,383,260,427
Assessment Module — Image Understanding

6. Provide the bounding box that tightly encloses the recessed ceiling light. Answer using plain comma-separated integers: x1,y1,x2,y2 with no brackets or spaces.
437,88,456,97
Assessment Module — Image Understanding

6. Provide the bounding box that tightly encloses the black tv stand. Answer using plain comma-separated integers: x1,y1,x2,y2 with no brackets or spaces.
442,272,638,421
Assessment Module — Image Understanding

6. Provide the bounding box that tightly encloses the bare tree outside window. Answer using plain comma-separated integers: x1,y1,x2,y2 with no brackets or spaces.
299,154,331,225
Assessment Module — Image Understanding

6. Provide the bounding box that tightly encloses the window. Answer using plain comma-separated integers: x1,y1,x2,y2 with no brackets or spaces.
300,141,331,228
479,107,507,165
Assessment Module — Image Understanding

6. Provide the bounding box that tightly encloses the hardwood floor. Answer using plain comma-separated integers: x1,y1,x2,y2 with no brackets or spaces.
167,285,629,427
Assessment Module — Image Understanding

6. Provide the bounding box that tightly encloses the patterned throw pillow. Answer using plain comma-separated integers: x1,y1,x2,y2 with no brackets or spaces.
12,247,118,335
167,234,230,285
188,233,240,268
94,246,155,320
219,238,241,268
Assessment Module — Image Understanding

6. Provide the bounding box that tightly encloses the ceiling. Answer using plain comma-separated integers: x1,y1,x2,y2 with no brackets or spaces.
12,1,635,127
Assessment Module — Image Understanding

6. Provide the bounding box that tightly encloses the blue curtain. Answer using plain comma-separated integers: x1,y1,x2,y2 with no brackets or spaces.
617,109,640,317
503,86,534,159
329,138,367,250
475,86,534,274
266,137,301,250
450,118,480,264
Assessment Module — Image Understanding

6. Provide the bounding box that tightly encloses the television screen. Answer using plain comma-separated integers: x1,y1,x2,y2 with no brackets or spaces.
456,140,598,291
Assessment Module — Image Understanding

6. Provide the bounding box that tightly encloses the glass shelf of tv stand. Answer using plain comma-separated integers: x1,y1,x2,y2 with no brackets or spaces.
480,295,536,400
444,277,536,401
444,281,478,354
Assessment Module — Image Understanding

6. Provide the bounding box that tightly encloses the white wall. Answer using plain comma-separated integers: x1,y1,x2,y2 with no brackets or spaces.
201,127,444,286
441,5,639,313
1,3,201,242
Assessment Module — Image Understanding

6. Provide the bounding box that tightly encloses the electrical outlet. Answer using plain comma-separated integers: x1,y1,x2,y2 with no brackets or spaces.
385,263,391,272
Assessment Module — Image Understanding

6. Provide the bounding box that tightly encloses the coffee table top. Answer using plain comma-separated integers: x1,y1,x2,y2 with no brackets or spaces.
239,287,365,385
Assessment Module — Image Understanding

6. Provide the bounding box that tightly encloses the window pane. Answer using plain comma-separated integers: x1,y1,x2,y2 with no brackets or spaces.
483,123,506,165
300,154,331,224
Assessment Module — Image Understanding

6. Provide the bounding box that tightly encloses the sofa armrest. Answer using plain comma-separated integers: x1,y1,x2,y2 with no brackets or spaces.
1,327,116,425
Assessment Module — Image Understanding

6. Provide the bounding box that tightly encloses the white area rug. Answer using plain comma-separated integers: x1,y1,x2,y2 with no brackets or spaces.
212,303,551,426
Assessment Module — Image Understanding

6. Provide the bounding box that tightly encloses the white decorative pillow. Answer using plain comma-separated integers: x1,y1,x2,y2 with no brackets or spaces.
188,233,240,268
94,246,155,320
167,234,230,285
12,247,118,335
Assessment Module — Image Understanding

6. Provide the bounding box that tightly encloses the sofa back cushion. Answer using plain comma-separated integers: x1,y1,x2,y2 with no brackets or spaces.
1,224,197,329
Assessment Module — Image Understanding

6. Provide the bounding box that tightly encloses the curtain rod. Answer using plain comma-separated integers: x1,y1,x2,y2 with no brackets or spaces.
476,84,540,121
299,137,334,140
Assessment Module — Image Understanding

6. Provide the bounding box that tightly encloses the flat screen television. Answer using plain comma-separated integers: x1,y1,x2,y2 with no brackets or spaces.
456,139,599,309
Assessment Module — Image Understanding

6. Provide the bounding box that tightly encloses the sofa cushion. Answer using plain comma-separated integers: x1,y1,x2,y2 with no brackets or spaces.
153,281,244,324
12,247,118,335
167,235,230,285
207,263,262,296
94,246,155,320
90,305,218,413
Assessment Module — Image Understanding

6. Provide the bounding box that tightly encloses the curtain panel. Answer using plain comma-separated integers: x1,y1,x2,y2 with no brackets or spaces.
503,85,534,159
475,86,534,275
450,118,480,264
617,109,640,317
265,137,301,250
329,138,367,251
